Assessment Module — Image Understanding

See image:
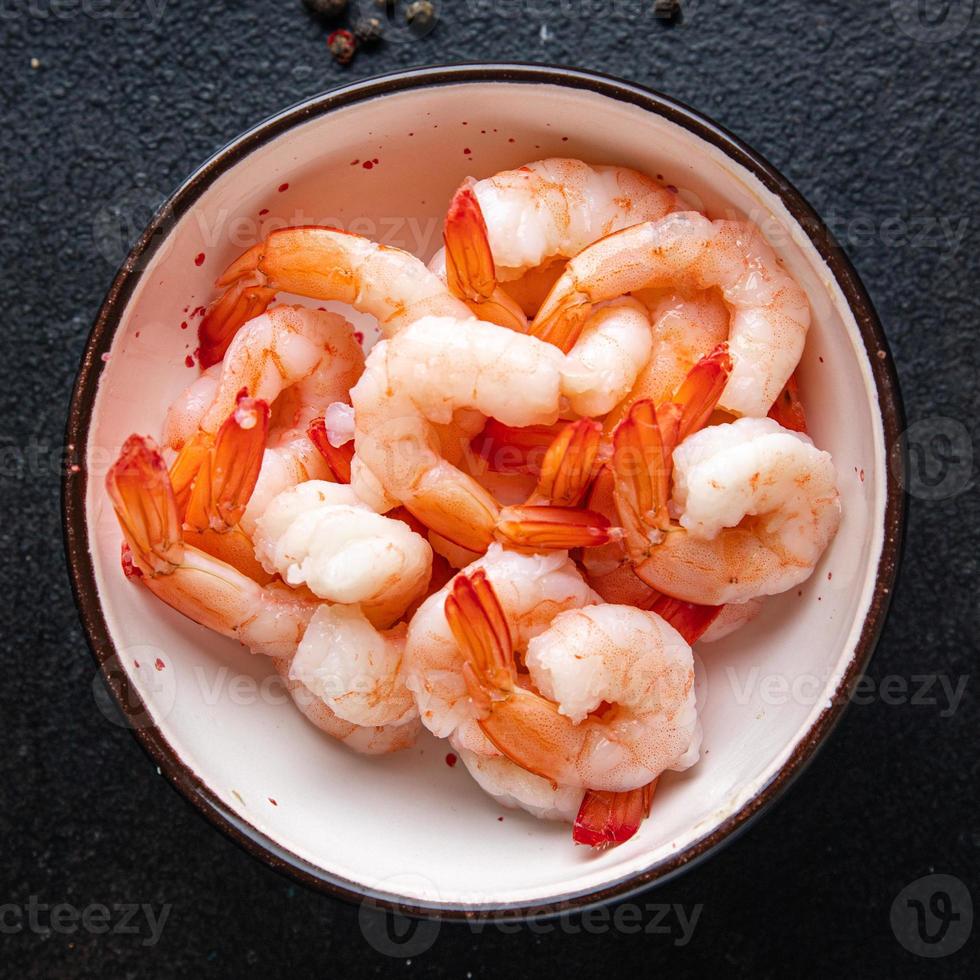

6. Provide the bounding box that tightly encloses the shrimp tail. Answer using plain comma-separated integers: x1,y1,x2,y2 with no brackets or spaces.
307,417,355,483
573,779,658,849
198,251,277,367
612,399,673,547
528,419,604,507
169,430,212,519
641,592,723,645
528,291,591,354
613,344,734,551
495,505,618,550
445,570,517,713
444,180,527,333
472,419,568,475
106,435,184,576
767,370,808,433
671,342,733,442
184,391,270,533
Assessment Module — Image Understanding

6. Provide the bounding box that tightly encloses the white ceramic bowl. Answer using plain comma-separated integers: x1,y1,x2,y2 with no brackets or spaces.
65,65,905,919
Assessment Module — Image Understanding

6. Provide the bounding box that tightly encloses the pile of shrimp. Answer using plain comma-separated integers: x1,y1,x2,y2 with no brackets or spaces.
106,158,841,849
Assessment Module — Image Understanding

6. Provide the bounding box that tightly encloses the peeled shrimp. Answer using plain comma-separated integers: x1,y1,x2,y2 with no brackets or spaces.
452,743,584,823
198,227,472,366
404,545,599,742
253,480,432,628
532,213,810,417
448,572,701,792
289,604,416,728
618,416,841,605
272,657,419,754
605,289,729,430
559,297,652,417
107,436,418,750
165,305,364,540
349,316,614,553
444,159,678,302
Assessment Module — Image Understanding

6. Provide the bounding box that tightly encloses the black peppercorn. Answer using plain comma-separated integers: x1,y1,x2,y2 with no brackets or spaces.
353,16,384,43
405,0,436,33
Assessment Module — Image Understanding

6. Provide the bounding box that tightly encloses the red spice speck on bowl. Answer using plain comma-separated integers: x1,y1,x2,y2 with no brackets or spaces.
362,161,374,170
259,208,269,216
180,321,188,330
184,355,195,368
269,798,278,807
154,658,165,671
277,182,289,192
194,252,205,266
445,752,457,768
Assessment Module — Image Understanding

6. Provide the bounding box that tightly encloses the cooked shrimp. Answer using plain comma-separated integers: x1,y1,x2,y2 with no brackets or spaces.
108,436,419,750
442,161,679,326
448,572,700,792
452,744,584,823
559,297,652,417
289,604,416,727
166,306,364,537
532,213,810,417
605,289,730,430
404,545,599,741
349,316,615,553
253,480,432,628
615,414,841,605
272,658,419,754
107,435,318,658
198,227,472,366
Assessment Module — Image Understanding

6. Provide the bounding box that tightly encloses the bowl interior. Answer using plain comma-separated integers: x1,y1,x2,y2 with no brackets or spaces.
81,77,889,912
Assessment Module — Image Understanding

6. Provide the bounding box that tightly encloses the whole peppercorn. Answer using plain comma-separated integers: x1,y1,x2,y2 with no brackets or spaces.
327,28,358,64
405,0,436,33
353,15,384,43
304,0,348,18
654,0,681,21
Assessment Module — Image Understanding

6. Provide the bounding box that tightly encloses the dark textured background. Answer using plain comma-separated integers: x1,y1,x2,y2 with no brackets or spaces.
2,0,978,976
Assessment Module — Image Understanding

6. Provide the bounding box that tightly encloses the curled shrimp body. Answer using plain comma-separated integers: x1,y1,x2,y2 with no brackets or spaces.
289,603,417,728
532,213,810,417
404,545,599,742
452,744,584,823
253,480,432,628
558,297,652,417
447,157,677,282
272,657,419,754
199,226,472,366
448,573,701,793
349,316,615,553
165,305,364,538
634,417,841,605
605,289,730,430
107,436,418,751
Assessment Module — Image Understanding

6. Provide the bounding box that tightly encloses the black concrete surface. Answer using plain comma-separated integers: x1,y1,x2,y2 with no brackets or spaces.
1,0,977,976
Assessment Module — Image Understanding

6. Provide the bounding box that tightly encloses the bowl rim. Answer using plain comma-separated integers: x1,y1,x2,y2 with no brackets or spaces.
62,62,907,922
